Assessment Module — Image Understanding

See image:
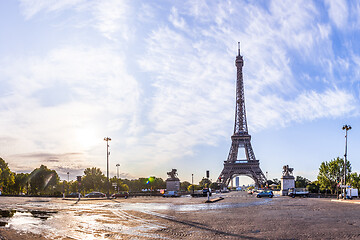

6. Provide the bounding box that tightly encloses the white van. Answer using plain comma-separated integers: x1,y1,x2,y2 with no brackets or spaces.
346,188,358,199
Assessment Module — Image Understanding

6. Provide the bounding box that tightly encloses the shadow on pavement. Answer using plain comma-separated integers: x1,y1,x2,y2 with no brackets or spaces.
155,214,264,240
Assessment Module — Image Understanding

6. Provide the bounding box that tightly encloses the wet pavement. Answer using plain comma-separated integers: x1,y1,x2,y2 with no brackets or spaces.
0,192,272,239
1,192,360,239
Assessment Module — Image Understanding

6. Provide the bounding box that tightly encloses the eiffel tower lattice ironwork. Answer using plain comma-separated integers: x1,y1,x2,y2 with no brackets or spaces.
218,43,267,188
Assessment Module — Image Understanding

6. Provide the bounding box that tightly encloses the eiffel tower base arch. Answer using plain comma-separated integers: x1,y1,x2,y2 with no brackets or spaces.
219,161,266,189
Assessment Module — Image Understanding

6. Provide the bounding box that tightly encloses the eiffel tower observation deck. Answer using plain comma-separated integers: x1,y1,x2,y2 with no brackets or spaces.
218,43,267,189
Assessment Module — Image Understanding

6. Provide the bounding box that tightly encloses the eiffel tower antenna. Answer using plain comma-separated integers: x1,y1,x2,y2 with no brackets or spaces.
218,43,267,189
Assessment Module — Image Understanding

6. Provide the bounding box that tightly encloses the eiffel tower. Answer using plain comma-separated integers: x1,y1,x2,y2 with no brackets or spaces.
218,43,267,188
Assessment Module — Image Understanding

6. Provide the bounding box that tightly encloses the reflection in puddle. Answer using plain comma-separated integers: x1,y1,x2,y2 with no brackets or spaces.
0,210,57,230
116,198,272,213
0,210,16,218
0,196,272,239
30,210,57,220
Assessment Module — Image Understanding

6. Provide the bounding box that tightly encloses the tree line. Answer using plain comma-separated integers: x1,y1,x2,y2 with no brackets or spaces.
268,157,360,194
1,156,359,196
0,157,212,196
311,157,360,194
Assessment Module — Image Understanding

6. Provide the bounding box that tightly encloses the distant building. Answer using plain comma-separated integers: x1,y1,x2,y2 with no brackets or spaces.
235,177,240,187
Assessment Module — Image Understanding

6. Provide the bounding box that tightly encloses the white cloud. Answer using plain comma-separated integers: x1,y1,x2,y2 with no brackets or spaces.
169,7,186,30
352,2,360,29
20,0,85,19
6,0,360,179
184,0,211,20
248,89,357,130
325,0,348,29
20,0,132,41
138,26,234,164
140,0,359,143
0,45,141,172
92,0,133,41
317,24,332,40
351,53,360,80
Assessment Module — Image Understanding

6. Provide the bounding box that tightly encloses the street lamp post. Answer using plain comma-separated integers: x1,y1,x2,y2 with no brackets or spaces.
342,125,351,199
192,174,194,195
67,172,70,195
116,164,120,179
116,163,120,193
104,137,111,198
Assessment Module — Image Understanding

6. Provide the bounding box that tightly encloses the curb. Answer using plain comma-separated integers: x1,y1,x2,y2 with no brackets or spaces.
331,199,360,204
205,197,224,203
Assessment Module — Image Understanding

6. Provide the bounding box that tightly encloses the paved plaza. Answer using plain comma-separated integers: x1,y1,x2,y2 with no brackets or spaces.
1,191,360,239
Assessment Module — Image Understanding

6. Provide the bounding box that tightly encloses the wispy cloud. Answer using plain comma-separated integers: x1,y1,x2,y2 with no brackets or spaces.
0,45,141,173
138,26,234,164
325,0,348,29
142,0,358,137
92,0,133,41
169,7,187,30
20,0,132,41
19,0,86,20
4,0,360,181
248,89,357,130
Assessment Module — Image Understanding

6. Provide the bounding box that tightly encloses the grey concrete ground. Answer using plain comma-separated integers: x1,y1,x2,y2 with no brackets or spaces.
0,191,360,239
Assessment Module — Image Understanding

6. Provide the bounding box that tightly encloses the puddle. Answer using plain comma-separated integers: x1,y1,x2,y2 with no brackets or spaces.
114,198,273,213
0,209,57,228
0,210,16,218
0,195,272,239
30,210,58,220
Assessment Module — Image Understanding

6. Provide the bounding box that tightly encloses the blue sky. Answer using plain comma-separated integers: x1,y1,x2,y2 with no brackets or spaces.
1,0,360,185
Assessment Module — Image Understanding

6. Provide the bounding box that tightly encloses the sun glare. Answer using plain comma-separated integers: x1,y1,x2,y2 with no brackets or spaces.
76,127,99,150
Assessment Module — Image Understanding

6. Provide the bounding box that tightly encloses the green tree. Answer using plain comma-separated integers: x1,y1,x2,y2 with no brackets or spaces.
69,180,78,193
187,184,201,192
180,181,191,191
145,176,166,190
199,178,211,188
267,178,281,189
131,178,149,191
122,177,165,192
110,176,129,193
82,167,107,193
307,180,320,193
317,157,351,194
151,177,166,190
350,173,360,189
122,179,144,192
295,176,311,188
29,165,59,195
209,182,220,190
0,157,15,194
12,173,29,195
272,178,281,185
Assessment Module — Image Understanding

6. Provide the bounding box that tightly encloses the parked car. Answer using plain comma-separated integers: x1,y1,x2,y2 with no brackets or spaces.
257,190,273,198
85,192,106,198
163,191,180,197
66,192,82,198
111,192,129,199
